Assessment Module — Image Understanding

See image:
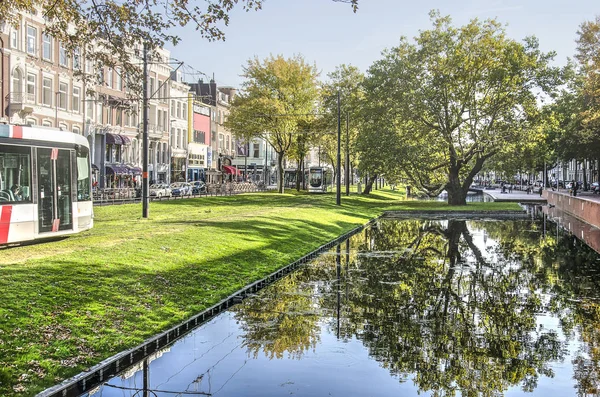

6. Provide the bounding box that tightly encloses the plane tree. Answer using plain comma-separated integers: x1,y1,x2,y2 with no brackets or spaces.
225,54,321,193
361,11,560,205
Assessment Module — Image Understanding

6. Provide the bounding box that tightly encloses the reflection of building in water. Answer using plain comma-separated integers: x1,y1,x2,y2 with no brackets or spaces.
118,347,171,380
542,205,600,255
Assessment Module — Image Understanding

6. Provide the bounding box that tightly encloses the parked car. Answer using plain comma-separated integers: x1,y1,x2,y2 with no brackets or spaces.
170,182,192,197
149,183,171,198
191,181,207,195
592,182,600,194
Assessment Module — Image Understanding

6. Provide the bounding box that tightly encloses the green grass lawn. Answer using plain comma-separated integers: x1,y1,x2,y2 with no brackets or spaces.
0,189,520,395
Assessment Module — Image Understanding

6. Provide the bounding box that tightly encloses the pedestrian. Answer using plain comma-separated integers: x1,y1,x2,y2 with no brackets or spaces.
539,186,543,197
509,184,513,193
572,180,578,197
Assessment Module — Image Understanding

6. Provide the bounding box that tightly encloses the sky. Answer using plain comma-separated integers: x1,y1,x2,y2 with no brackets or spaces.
166,0,599,88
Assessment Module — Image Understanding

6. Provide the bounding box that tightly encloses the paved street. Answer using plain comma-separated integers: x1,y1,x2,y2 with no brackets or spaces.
481,186,600,203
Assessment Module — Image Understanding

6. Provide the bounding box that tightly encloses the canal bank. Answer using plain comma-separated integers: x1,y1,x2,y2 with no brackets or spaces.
544,189,600,230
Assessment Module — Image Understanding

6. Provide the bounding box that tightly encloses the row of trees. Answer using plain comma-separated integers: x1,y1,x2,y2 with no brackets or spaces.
2,2,598,204
226,11,600,205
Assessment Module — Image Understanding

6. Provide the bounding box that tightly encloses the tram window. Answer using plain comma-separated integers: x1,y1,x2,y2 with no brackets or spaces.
0,145,32,203
76,145,91,201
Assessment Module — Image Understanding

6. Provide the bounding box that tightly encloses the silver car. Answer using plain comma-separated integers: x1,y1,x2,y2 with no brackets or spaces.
149,183,172,198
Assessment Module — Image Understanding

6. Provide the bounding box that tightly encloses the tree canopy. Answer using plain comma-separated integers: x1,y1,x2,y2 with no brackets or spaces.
360,11,560,204
225,54,320,193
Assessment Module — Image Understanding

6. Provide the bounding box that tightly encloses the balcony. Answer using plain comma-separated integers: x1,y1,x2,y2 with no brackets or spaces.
6,92,35,113
138,123,168,140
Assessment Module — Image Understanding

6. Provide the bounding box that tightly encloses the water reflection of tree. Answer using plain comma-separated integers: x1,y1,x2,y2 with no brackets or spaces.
230,271,322,360
340,219,565,396
232,218,577,395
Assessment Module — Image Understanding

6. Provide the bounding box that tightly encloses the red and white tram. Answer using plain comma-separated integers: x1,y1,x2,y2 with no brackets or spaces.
0,124,93,245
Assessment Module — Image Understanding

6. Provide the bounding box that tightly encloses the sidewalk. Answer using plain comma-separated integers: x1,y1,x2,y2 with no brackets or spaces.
482,188,547,202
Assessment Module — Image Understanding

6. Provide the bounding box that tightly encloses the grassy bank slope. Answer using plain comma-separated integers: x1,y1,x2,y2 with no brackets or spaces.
0,190,519,395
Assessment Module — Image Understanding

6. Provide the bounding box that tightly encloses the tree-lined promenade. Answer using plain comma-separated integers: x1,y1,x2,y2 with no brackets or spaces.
0,191,519,395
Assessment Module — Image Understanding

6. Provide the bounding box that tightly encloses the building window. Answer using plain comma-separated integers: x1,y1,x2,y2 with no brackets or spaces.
59,42,68,67
12,69,23,96
149,77,155,98
253,143,260,158
171,100,175,115
42,34,52,60
59,123,68,130
107,68,113,88
72,87,80,113
73,126,81,135
176,102,181,119
86,95,94,119
73,48,81,70
98,101,104,124
183,129,187,149
182,103,187,120
97,64,104,84
226,135,230,151
11,30,18,49
218,133,224,151
58,82,67,110
26,26,37,55
116,109,122,126
116,68,122,91
42,78,52,106
193,130,205,143
26,73,36,101
42,120,52,127
107,106,114,125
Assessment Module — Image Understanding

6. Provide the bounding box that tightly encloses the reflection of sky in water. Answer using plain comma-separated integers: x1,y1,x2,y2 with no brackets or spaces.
88,219,600,397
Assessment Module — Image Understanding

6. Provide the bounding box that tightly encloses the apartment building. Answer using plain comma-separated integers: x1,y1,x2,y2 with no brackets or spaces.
170,71,189,183
187,80,236,173
3,10,85,132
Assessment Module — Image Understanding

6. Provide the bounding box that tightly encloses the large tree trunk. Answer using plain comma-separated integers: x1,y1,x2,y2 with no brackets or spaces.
447,166,468,205
446,156,486,206
277,153,285,193
362,173,378,194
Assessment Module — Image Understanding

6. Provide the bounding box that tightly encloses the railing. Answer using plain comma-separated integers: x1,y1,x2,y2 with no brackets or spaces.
6,92,35,104
93,183,270,205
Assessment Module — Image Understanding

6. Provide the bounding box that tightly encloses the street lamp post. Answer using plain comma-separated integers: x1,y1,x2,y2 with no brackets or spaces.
142,43,150,218
336,91,341,206
345,112,349,196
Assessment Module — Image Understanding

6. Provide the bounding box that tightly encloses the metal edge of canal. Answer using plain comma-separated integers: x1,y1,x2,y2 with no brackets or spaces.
37,219,379,397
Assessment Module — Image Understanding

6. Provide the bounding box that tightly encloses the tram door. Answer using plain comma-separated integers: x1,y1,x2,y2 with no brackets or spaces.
37,148,73,233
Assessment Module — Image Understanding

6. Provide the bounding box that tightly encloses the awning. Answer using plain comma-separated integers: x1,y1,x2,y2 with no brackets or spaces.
105,133,122,145
105,133,131,145
222,165,242,175
105,164,129,174
128,166,142,174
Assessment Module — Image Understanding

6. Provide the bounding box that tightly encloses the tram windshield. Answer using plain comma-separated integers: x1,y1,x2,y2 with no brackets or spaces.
0,145,32,203
309,168,323,187
76,145,91,201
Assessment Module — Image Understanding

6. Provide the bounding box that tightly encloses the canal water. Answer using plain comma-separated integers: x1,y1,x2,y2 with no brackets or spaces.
86,216,600,397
